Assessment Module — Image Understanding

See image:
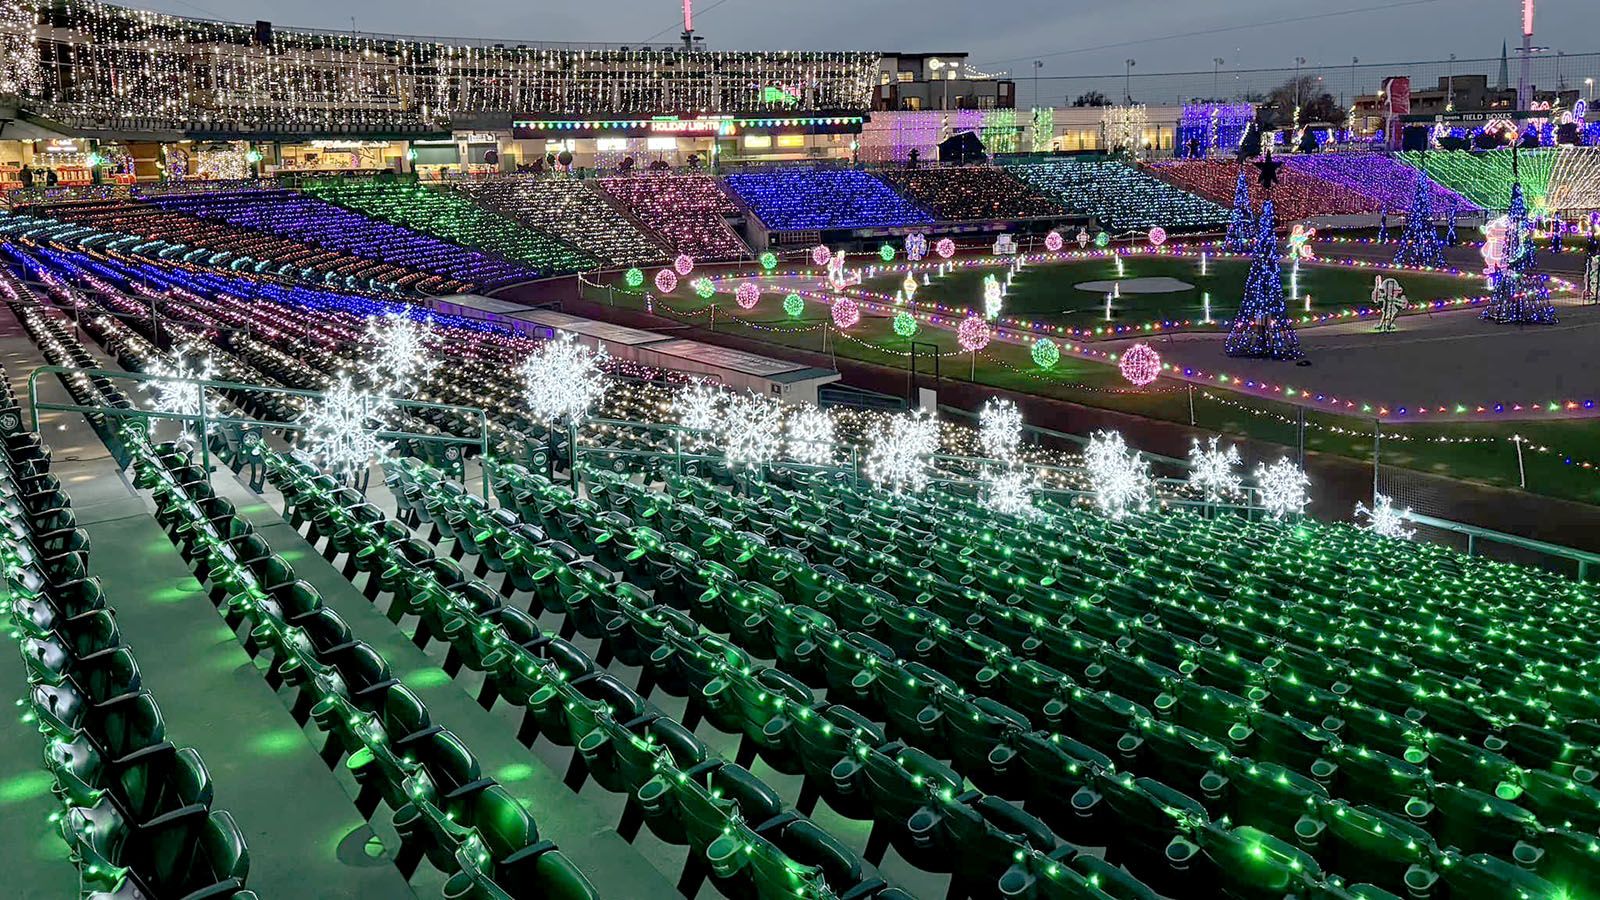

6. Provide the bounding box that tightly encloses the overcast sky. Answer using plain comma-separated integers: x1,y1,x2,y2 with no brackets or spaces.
136,0,1587,78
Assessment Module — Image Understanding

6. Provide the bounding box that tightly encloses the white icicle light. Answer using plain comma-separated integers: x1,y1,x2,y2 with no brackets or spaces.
295,376,389,478
518,332,610,423
1187,436,1243,502
719,393,785,470
865,408,941,495
1255,457,1311,520
144,343,217,442
1084,430,1152,519
672,380,724,449
983,466,1041,519
784,405,836,466
978,397,1023,463
364,311,436,399
1355,493,1416,540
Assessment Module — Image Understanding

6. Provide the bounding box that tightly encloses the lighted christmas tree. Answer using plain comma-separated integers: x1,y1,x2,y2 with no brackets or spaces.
1393,172,1444,267
1481,182,1558,325
1225,200,1303,359
1222,168,1255,253
1445,196,1458,246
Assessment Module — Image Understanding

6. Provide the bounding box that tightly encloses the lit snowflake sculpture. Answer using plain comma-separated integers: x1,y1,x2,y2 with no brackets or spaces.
983,467,1041,519
144,344,217,443
785,406,836,466
1254,457,1311,520
979,397,1023,462
672,381,724,449
1355,493,1416,540
719,393,784,471
518,333,610,424
296,376,389,479
364,311,436,399
865,409,941,495
1084,430,1153,519
1187,436,1243,502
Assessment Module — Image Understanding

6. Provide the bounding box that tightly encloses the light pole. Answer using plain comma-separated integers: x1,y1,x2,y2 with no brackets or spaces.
1213,58,1225,100
1033,60,1043,109
1294,57,1306,130
1447,53,1455,112
1124,58,1135,104
929,58,950,110
1587,78,1595,102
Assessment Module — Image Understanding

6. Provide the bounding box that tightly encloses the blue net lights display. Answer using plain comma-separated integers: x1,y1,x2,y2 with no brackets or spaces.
1225,200,1302,360
1175,104,1255,159
1392,172,1445,268
1481,182,1558,326
1222,168,1255,254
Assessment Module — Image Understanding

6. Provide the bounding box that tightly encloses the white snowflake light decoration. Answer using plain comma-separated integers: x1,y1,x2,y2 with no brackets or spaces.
864,409,941,495
983,466,1041,519
1255,457,1311,520
672,381,724,449
784,406,836,466
1356,493,1416,540
1187,436,1243,502
296,377,389,478
364,311,436,399
719,393,784,470
1083,430,1152,519
978,397,1023,463
518,333,610,423
144,344,217,442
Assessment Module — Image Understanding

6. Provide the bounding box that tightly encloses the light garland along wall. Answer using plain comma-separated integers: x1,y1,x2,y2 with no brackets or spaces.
6,0,879,132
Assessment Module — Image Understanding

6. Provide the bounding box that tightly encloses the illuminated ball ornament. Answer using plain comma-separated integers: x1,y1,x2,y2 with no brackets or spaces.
783,293,805,318
654,268,678,293
1147,226,1167,247
692,277,716,299
879,243,897,262
905,233,928,260
735,281,761,309
673,254,695,275
1031,337,1060,370
1044,230,1064,252
1076,228,1091,248
759,251,778,271
957,314,991,352
1094,231,1110,248
936,237,956,259
892,311,919,337
1118,343,1162,386
623,267,644,289
811,245,832,267
831,296,861,329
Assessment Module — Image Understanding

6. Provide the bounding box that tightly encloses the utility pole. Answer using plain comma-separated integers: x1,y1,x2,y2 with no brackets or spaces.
1033,60,1043,109
1124,58,1135,104
1213,58,1224,100
1447,53,1456,111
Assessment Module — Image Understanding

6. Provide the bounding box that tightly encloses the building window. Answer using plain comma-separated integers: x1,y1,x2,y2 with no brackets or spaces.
897,71,914,83
743,134,772,149
776,134,806,148
645,137,676,151
901,97,923,111
596,137,628,151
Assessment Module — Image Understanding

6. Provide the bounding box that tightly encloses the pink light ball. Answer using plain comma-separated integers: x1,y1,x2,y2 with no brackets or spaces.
1044,230,1064,252
735,281,761,309
811,245,832,266
674,254,695,275
957,314,991,352
1148,226,1168,247
831,296,861,329
654,268,678,293
1119,342,1162,386
936,237,956,259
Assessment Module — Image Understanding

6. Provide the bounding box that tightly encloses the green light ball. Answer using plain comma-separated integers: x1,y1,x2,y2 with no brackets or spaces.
879,244,896,262
1032,338,1060,370
693,277,716,299
783,293,805,317
893,311,919,337
759,251,778,271
623,268,644,288
1094,231,1110,248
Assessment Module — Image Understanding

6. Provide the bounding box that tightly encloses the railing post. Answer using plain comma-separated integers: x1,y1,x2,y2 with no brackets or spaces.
197,383,211,475
480,408,492,500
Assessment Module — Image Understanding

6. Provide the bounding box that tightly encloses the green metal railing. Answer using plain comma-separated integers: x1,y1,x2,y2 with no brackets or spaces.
1404,511,1600,582
27,366,495,497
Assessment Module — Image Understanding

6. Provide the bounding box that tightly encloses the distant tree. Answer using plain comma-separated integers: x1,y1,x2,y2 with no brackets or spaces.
1257,76,1346,127
1073,90,1111,107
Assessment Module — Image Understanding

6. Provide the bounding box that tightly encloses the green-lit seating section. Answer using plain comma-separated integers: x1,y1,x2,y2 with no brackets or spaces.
0,378,255,899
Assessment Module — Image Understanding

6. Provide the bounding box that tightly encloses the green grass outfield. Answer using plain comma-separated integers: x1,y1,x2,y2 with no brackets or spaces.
604,260,1600,507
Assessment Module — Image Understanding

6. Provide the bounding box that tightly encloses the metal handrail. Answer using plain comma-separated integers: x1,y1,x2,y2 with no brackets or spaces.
1403,511,1600,581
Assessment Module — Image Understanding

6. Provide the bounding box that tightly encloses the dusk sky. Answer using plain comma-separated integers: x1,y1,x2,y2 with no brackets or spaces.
132,0,1587,80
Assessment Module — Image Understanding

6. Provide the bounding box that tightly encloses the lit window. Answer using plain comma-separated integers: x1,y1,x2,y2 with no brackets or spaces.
897,71,914,83
646,137,676,151
776,134,806,148
596,138,628,151
743,135,772,149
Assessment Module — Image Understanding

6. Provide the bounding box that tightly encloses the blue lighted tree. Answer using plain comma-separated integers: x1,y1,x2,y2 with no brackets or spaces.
1481,182,1558,325
1393,172,1444,267
1225,200,1303,359
1445,196,1458,246
1222,168,1255,253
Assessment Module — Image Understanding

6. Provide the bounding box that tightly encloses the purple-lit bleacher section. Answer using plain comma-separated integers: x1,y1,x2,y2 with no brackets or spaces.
596,174,749,260
1284,153,1480,214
